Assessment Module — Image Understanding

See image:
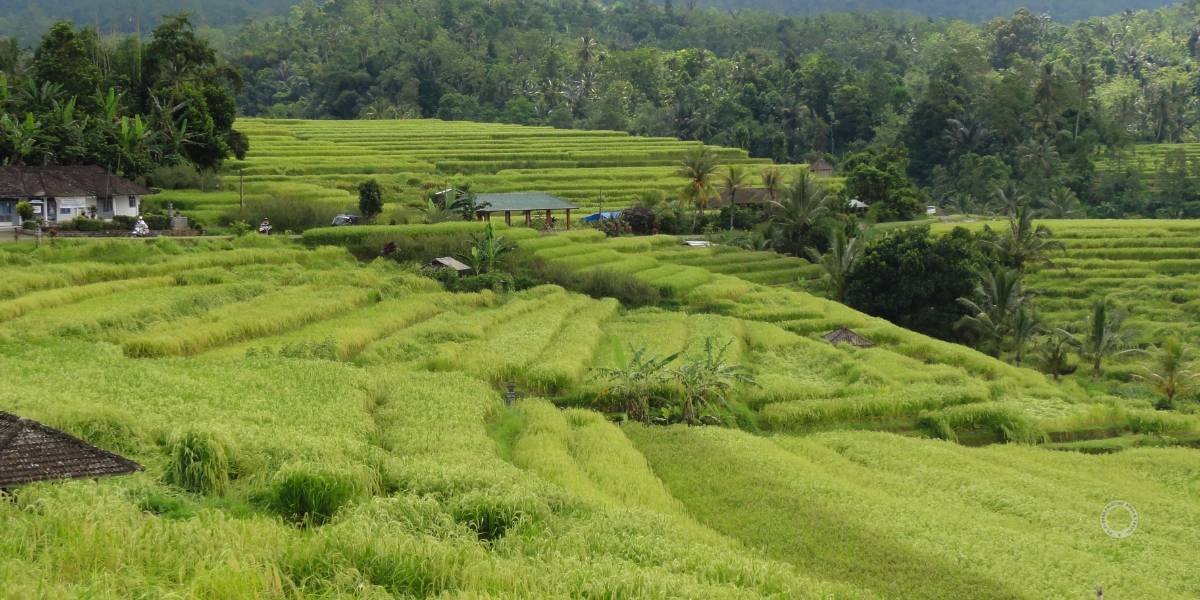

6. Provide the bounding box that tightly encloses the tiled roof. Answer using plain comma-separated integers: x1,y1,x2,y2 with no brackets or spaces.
0,412,141,487
0,165,154,198
823,327,875,348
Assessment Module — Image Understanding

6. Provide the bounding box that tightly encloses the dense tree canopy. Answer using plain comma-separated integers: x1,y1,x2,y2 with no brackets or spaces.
845,226,993,340
0,15,245,178
220,1,1200,218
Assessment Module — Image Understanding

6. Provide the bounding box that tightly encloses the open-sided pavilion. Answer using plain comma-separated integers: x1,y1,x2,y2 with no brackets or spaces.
475,192,580,229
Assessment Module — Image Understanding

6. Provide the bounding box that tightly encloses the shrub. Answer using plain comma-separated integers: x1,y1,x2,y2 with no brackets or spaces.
15,200,34,222
268,464,367,526
164,430,235,495
358,178,384,221
622,205,657,235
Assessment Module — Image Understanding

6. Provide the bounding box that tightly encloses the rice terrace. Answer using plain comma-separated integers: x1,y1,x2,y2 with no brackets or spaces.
3,1,1200,598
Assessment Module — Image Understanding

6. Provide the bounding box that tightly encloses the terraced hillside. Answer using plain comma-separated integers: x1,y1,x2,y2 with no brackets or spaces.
929,219,1200,346
1095,143,1200,177
2,236,1198,597
159,119,828,227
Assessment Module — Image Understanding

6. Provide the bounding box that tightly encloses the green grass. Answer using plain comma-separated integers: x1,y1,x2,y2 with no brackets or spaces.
154,118,834,228
1,229,1198,597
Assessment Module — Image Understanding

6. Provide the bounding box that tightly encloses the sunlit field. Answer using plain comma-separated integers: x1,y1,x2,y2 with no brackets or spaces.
1,231,1197,597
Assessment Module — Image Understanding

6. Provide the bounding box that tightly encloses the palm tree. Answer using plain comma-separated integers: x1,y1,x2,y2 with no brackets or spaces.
1037,187,1085,219
761,166,785,203
1035,331,1077,381
1134,334,1196,409
956,265,1033,356
678,146,719,230
1062,300,1137,379
984,202,1065,272
719,165,750,229
577,35,600,66
770,169,829,256
449,187,492,221
1010,307,1042,366
806,227,861,302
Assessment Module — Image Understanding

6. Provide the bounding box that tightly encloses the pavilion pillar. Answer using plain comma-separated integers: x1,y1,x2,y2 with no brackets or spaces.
565,209,571,230
485,212,492,222
504,211,512,226
545,209,552,230
524,210,532,227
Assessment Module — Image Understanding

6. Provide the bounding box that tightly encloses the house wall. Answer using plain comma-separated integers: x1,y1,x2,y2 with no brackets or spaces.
114,195,140,218
0,199,14,229
55,197,91,223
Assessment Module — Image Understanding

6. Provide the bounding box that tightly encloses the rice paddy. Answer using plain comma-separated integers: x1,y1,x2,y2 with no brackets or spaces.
929,219,1200,347
1,227,1198,596
160,118,835,228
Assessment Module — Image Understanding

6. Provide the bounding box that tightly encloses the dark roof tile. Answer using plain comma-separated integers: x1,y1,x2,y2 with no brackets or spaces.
0,412,141,487
0,165,154,198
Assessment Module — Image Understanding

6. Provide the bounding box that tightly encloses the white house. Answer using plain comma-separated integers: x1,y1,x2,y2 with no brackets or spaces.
0,165,154,229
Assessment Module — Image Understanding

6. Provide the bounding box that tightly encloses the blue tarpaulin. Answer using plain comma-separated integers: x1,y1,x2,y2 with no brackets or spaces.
582,211,621,223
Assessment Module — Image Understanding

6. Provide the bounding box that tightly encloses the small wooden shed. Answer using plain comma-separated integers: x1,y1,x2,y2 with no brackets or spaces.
0,412,141,488
810,159,835,177
823,327,874,348
429,256,472,275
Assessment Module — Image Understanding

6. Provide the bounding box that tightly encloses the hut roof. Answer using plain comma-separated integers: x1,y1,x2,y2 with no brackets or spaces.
0,412,141,487
431,256,472,272
823,327,874,348
0,165,154,198
474,192,578,213
810,159,835,174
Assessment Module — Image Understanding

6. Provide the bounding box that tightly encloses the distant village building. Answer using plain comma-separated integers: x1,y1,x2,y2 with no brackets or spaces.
0,165,153,229
810,159,835,177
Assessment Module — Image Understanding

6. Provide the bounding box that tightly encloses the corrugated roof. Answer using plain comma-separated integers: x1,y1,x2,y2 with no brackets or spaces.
475,192,578,212
0,165,154,198
432,256,472,271
0,412,142,487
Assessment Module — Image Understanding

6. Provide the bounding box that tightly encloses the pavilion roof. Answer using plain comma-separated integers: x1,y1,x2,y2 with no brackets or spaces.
475,192,578,213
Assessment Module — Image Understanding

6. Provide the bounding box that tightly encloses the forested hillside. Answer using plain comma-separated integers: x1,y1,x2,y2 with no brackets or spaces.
0,0,294,42
223,0,1200,219
687,0,1178,22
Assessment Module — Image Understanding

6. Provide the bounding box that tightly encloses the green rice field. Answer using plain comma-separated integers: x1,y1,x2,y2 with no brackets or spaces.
929,219,1200,347
159,119,833,227
1,227,1198,596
